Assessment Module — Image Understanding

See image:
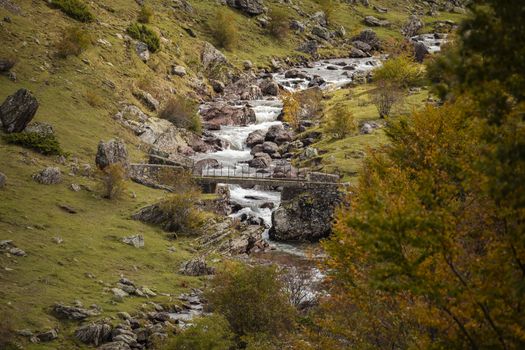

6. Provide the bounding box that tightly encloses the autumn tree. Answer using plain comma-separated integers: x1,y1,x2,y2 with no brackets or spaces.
282,92,300,129
324,104,356,139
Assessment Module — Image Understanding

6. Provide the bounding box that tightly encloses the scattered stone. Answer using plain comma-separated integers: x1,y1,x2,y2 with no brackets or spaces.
135,41,150,62
58,204,77,214
0,88,39,133
0,172,6,188
259,79,279,96
132,90,159,112
226,0,264,16
75,322,112,346
349,47,367,58
211,80,225,93
402,15,423,38
1,240,27,257
112,288,129,299
97,341,131,350
36,329,58,342
32,167,62,185
95,138,129,170
117,312,131,320
0,58,15,72
121,235,144,248
70,183,81,192
179,257,215,276
353,28,381,51
52,303,99,320
290,20,305,32
171,65,187,77
297,40,318,55
201,42,228,70
52,237,63,244
312,25,331,40
243,60,253,70
364,15,390,27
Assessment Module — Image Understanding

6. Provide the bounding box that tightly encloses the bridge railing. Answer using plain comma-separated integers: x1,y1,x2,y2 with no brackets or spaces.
193,161,305,181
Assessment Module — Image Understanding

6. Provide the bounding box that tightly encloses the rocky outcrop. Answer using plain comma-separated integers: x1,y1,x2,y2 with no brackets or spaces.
52,303,100,320
226,0,264,16
32,167,62,185
95,139,129,170
201,42,228,70
353,29,381,51
270,174,342,241
0,88,39,133
259,79,280,96
364,15,390,27
121,234,144,248
402,15,423,38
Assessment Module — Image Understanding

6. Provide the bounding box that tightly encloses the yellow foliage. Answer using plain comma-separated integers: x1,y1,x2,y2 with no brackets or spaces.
282,92,300,129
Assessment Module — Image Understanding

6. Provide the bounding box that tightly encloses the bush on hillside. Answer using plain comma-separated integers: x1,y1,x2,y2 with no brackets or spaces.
137,5,153,24
4,132,65,156
127,23,160,52
324,104,356,139
56,26,91,58
210,9,238,51
268,7,289,39
50,0,94,22
165,314,235,350
157,170,204,234
374,55,424,88
159,96,201,134
206,262,296,339
369,81,404,118
99,164,127,200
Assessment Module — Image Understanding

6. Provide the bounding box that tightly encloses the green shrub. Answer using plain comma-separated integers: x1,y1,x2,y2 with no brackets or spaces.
50,0,94,22
137,5,153,24
374,55,425,88
210,9,238,50
268,7,289,39
324,104,356,139
166,315,234,350
159,96,201,134
99,164,127,200
206,262,296,338
4,132,64,156
56,26,91,58
127,23,160,52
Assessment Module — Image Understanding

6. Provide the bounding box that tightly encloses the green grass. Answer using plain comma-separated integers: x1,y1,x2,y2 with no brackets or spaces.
304,85,430,183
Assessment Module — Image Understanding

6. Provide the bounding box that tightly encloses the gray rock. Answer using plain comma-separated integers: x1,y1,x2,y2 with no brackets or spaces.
121,235,144,248
36,329,58,342
194,158,220,175
171,65,187,77
240,85,263,100
312,25,331,40
248,153,272,168
246,129,266,147
414,41,429,62
135,41,150,62
364,15,390,27
311,11,327,27
75,322,112,346
95,138,129,170
290,20,305,32
226,0,264,16
308,75,325,88
32,167,62,185
265,125,292,144
132,90,159,112
179,257,215,276
261,141,279,154
0,172,6,188
297,40,318,55
111,288,129,299
211,79,225,93
0,88,39,133
352,40,372,53
284,69,309,79
360,123,374,134
53,303,99,320
259,79,279,96
201,42,228,70
24,122,54,136
353,28,381,50
402,15,423,38
243,60,253,70
0,58,15,72
349,47,367,58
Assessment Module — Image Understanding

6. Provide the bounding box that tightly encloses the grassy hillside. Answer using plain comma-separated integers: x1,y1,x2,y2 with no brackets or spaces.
0,0,462,348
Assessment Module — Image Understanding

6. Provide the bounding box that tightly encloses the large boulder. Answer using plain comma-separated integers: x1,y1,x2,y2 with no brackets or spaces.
32,167,62,185
52,303,100,320
259,79,280,96
312,25,331,40
246,129,266,147
402,15,423,38
353,29,381,51
75,322,113,346
364,15,390,27
265,124,292,144
95,139,129,170
269,186,342,242
414,41,430,62
200,102,256,129
226,0,264,16
349,47,367,58
201,42,228,70
0,88,39,133
248,153,272,168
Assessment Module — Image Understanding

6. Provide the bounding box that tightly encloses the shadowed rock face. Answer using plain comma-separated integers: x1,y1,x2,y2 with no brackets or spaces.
0,88,39,133
95,138,129,170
